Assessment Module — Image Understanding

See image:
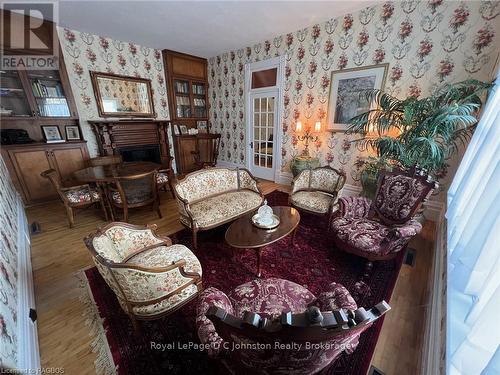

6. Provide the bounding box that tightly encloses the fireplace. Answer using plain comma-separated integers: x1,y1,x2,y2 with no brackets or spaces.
89,120,171,169
118,144,161,164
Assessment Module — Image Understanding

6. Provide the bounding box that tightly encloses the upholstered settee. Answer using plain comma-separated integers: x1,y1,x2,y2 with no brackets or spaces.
196,278,390,374
173,167,264,248
84,222,202,330
289,166,346,224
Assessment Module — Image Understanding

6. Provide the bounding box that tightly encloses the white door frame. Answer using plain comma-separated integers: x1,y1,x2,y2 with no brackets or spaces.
244,55,285,182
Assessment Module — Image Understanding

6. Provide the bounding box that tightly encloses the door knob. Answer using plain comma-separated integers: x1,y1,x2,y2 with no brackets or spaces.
249,142,253,149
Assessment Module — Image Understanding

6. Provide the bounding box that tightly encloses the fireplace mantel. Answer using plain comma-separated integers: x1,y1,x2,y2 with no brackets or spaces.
89,120,172,169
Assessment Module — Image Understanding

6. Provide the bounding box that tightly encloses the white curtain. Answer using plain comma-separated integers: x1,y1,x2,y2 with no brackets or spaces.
447,74,500,374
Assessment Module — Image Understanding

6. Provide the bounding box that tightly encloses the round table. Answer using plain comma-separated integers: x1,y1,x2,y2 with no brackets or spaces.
73,161,161,183
73,161,161,220
225,206,300,277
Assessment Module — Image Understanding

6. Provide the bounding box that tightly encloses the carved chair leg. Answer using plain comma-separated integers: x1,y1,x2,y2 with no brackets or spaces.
168,181,175,199
192,229,198,250
130,316,141,335
155,200,162,219
123,206,129,223
65,205,74,228
99,200,109,222
352,260,374,300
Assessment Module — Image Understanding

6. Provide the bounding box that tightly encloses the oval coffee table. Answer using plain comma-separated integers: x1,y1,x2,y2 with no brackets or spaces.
225,206,300,277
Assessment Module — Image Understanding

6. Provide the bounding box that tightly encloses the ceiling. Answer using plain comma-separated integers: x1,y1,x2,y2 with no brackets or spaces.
48,0,380,58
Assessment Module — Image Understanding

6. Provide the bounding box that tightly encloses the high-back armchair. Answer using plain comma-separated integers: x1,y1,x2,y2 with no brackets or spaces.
84,222,202,330
290,166,346,225
331,167,437,271
196,278,390,374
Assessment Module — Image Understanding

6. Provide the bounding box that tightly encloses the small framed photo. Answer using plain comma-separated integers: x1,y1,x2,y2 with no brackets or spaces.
196,120,208,133
65,125,81,141
179,125,188,135
41,125,64,143
327,63,388,132
173,124,180,135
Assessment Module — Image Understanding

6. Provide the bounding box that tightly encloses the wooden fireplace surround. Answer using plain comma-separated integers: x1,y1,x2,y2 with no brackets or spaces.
89,120,172,169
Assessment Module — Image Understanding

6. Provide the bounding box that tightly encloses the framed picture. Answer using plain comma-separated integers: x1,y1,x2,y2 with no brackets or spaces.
65,125,81,141
196,120,208,133
173,124,180,135
41,125,64,143
179,125,188,135
327,63,388,132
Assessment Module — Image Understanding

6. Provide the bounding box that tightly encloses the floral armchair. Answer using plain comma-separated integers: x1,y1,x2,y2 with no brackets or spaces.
196,278,390,374
84,222,202,330
331,167,437,265
173,167,264,249
289,166,346,224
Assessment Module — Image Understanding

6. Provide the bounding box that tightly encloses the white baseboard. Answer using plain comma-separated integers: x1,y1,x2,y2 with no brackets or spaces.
423,199,445,222
278,172,293,185
421,211,447,375
16,198,40,371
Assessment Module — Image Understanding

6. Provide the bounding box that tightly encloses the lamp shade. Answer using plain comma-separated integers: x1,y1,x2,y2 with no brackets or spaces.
295,121,302,132
314,121,321,132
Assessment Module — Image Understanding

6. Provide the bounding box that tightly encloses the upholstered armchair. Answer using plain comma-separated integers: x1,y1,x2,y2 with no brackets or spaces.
289,166,346,224
331,167,437,272
84,222,202,330
196,278,390,374
41,168,106,228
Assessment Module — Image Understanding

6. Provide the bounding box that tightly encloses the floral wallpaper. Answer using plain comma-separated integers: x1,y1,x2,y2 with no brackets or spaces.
58,27,171,157
208,0,500,200
0,158,21,368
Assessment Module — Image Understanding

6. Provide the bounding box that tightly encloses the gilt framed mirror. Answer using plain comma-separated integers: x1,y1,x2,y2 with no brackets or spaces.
90,72,156,118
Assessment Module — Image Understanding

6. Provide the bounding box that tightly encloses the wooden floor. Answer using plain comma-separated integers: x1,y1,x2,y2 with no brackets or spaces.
27,181,434,375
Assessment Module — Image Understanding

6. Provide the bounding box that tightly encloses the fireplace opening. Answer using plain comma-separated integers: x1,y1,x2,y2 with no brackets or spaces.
118,144,161,164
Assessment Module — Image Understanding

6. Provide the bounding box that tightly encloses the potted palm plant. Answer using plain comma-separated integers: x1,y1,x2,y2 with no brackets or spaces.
347,79,492,197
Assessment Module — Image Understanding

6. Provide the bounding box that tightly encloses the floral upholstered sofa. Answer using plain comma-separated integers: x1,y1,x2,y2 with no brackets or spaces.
173,167,264,248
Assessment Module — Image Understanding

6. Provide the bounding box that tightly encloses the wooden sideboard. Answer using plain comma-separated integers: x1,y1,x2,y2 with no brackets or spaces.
1,141,89,205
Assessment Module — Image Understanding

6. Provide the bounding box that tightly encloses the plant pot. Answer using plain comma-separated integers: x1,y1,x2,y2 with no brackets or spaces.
360,169,378,199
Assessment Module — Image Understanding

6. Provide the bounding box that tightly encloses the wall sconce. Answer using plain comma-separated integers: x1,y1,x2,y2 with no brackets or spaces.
295,121,321,157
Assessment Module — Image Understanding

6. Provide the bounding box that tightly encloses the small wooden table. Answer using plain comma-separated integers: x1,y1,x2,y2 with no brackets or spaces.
225,206,300,277
73,161,161,220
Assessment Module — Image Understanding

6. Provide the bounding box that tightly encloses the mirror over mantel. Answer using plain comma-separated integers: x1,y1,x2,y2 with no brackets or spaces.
90,71,156,118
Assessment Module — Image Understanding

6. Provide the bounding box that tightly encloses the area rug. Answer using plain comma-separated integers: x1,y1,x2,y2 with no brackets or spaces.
79,190,405,375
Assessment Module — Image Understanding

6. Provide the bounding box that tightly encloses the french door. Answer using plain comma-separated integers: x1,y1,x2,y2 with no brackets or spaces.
249,91,277,181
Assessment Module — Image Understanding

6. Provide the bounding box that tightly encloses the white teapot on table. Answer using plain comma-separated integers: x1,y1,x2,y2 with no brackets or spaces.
257,200,274,226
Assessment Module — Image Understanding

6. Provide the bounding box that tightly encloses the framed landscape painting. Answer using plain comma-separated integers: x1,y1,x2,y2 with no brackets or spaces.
327,64,388,132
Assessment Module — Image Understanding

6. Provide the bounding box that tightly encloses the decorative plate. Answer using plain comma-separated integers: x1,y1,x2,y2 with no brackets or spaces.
251,213,280,229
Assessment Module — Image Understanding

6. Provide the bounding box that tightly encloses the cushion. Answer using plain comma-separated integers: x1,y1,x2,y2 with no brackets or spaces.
64,187,100,203
156,172,169,184
126,244,202,275
175,168,239,202
331,217,392,256
228,278,316,319
291,191,336,214
310,168,342,193
180,190,262,228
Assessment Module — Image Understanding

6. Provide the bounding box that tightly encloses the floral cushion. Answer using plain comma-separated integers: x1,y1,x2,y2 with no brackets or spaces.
317,282,358,312
290,191,336,214
228,278,316,319
156,172,169,184
179,190,262,229
331,216,422,256
64,187,100,203
92,225,163,261
175,168,239,202
310,168,343,193
374,173,431,224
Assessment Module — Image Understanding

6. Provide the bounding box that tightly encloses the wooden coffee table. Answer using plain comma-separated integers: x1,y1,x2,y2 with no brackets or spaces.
225,206,300,277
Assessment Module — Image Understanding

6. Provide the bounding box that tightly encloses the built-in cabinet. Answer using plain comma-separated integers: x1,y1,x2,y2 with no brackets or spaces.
2,142,89,204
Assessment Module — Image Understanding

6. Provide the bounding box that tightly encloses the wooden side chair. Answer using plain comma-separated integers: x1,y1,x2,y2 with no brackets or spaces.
89,154,123,167
41,169,107,228
192,133,221,169
156,154,175,198
108,170,162,222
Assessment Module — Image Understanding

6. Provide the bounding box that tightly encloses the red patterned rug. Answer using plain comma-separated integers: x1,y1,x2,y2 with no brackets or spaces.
80,190,404,375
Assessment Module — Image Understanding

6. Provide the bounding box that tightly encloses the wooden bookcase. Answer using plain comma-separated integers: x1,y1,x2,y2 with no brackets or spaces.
163,50,208,128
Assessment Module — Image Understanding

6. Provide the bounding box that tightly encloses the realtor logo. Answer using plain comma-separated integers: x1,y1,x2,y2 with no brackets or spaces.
1,2,59,69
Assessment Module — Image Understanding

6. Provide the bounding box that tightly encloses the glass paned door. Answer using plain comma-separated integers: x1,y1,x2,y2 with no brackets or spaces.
0,70,32,117
28,70,71,117
250,95,276,180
